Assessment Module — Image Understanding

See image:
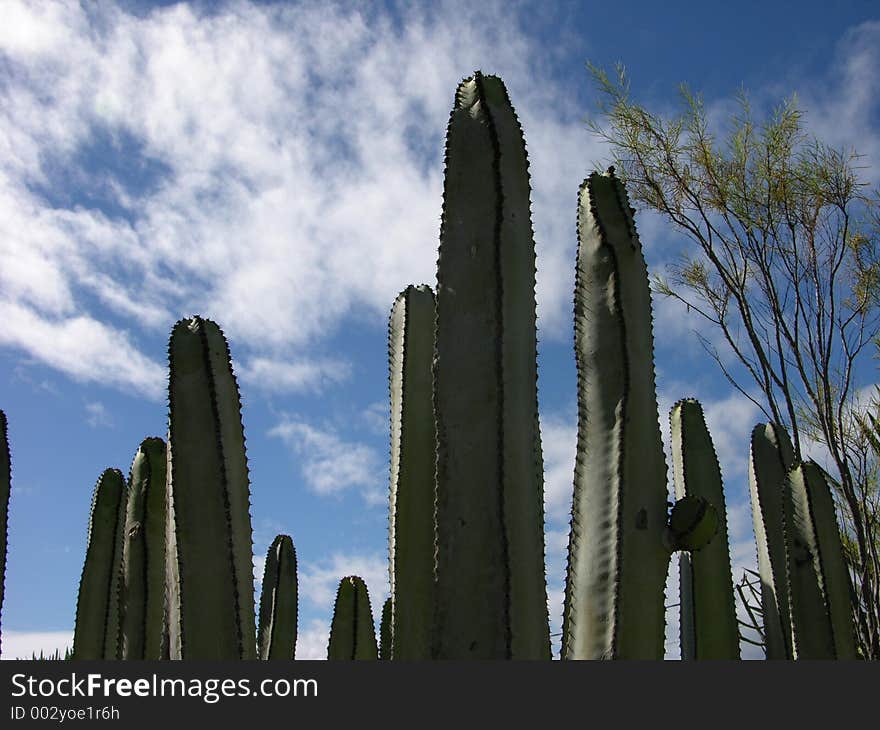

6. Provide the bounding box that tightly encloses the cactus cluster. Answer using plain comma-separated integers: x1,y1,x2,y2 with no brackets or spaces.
0,71,859,661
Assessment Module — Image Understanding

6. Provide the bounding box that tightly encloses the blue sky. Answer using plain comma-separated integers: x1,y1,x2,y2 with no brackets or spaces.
0,0,878,659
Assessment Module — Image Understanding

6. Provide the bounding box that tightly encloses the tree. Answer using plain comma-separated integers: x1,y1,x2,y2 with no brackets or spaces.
585,63,880,658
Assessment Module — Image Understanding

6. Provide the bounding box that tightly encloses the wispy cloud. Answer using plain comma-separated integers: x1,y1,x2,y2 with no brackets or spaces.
84,400,113,428
0,631,73,660
0,0,598,395
268,415,383,503
298,552,388,617
237,356,351,394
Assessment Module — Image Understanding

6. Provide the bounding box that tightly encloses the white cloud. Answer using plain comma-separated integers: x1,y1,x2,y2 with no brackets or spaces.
237,357,352,394
295,618,329,660
0,630,72,660
269,416,383,503
298,552,388,619
0,300,165,399
84,400,113,428
0,0,598,395
539,410,577,523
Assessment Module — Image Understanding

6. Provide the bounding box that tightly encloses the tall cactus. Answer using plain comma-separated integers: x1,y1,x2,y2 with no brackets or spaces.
388,285,436,659
73,468,127,659
257,534,298,660
0,410,9,657
748,422,795,659
671,399,739,659
165,316,257,659
432,71,549,659
562,169,672,659
118,437,167,659
784,461,857,659
379,597,392,660
327,576,378,660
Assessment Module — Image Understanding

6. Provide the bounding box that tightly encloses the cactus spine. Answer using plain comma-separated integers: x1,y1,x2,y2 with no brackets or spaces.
748,423,795,659
257,534,298,660
118,438,167,659
388,285,436,660
562,170,671,660
73,468,127,659
784,462,857,659
671,399,739,659
165,316,257,659
0,411,9,657
432,71,549,660
327,576,378,660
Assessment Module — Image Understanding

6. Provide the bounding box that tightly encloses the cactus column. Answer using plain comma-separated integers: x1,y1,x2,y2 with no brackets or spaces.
73,468,127,659
562,170,670,659
748,423,795,659
165,316,257,659
388,285,436,659
432,71,549,659
118,438,167,659
0,411,9,657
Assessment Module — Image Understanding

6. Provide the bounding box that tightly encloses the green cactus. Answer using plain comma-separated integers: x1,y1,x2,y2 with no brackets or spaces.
670,399,739,659
784,461,857,659
562,169,672,660
379,597,392,660
748,422,796,659
165,316,257,659
388,285,436,660
0,410,9,658
117,437,167,660
432,71,549,660
257,534,298,660
327,576,378,660
73,468,127,660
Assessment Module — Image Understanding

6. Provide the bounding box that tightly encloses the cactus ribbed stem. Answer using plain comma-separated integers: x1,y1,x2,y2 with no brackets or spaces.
562,170,669,660
432,71,549,660
257,534,298,660
785,462,857,659
73,468,127,660
327,576,378,660
165,316,256,659
748,423,795,659
671,399,739,659
388,285,436,660
118,438,167,659
0,411,10,658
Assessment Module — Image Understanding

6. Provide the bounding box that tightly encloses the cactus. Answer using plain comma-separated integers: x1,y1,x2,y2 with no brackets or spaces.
165,316,257,659
387,285,436,660
0,410,9,657
784,461,857,659
117,437,167,659
257,534,298,660
432,71,549,660
327,576,378,660
73,468,127,659
671,399,739,659
379,597,392,660
561,170,672,659
748,422,796,659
